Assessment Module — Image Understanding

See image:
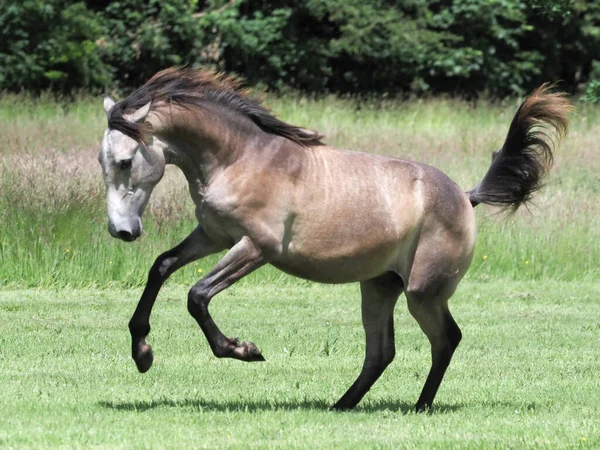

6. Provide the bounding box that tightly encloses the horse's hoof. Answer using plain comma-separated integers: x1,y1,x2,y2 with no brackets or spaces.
243,341,265,362
232,340,265,362
248,352,266,362
415,403,431,413
330,402,353,412
225,338,265,362
133,344,154,373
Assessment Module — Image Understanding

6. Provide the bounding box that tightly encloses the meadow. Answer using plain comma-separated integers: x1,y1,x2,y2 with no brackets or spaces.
1,93,599,287
0,92,598,448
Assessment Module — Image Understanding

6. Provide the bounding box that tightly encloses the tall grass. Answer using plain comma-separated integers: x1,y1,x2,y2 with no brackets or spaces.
0,93,598,288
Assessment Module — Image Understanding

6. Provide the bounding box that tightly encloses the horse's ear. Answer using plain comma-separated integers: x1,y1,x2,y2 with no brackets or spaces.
103,96,115,114
126,102,152,124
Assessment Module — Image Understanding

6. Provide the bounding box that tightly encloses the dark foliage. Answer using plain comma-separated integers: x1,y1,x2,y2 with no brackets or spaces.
1,0,600,97
0,0,110,92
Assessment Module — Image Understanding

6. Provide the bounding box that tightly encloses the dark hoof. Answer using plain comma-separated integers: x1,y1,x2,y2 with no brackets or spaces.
249,353,266,362
330,401,354,412
241,341,265,362
415,403,431,413
223,338,265,362
133,344,154,373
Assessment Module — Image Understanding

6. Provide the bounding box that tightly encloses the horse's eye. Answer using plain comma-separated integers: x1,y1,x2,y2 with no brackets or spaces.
119,159,132,171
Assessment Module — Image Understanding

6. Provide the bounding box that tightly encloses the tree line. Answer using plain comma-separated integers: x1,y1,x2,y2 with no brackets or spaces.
1,0,599,98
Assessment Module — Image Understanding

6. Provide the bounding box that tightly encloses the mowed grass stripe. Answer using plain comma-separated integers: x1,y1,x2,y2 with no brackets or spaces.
0,281,598,448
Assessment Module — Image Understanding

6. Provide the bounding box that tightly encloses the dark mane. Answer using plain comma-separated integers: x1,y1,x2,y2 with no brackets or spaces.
107,67,324,147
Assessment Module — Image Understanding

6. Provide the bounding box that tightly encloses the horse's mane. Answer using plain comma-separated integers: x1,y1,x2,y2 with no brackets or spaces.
107,67,324,147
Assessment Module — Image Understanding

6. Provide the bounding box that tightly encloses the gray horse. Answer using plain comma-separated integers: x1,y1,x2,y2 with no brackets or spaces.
99,68,570,411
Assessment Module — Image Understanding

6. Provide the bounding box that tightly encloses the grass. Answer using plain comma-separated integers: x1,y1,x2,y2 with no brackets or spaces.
0,93,599,287
0,281,598,448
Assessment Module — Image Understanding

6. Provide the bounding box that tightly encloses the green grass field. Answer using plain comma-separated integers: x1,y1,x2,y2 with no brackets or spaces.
0,282,598,448
0,93,598,448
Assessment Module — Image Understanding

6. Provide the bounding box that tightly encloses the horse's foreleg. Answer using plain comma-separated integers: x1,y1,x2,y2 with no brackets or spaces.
332,273,402,410
187,236,267,362
129,226,223,373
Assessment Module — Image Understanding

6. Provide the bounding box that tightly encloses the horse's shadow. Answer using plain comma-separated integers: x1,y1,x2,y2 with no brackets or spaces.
98,398,466,414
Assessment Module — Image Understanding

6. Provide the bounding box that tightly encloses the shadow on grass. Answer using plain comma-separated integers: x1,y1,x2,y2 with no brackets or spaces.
99,397,545,414
98,398,464,414
100,398,330,413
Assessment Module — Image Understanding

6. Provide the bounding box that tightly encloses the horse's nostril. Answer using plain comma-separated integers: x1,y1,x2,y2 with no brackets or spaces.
117,230,135,242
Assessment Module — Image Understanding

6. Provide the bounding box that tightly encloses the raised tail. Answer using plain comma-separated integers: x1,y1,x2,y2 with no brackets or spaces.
468,84,571,211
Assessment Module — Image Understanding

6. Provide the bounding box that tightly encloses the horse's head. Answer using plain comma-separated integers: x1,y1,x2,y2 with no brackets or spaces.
99,97,166,242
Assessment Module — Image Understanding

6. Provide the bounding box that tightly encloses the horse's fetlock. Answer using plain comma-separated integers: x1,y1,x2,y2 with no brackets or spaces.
128,320,150,337
212,347,229,358
211,339,235,358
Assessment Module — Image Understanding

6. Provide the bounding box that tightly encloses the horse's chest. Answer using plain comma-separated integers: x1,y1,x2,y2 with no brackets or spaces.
194,198,242,244
194,177,287,245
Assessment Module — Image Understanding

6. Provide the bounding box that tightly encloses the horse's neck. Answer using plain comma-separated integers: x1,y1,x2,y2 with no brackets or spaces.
156,111,247,190
162,141,208,194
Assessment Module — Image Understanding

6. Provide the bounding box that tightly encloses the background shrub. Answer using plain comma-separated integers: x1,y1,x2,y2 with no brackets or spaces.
0,0,110,92
1,0,600,97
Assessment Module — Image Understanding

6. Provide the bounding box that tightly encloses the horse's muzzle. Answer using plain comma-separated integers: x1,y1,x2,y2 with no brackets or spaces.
108,219,142,242
116,230,138,242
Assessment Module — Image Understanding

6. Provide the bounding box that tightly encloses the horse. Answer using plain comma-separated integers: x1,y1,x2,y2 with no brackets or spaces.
99,68,570,412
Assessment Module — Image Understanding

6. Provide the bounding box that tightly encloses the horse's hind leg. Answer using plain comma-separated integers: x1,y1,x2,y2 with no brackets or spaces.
187,236,267,362
405,285,462,412
128,226,223,373
332,272,403,410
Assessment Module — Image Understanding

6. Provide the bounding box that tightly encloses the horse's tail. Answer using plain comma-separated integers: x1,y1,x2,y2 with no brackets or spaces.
468,84,571,211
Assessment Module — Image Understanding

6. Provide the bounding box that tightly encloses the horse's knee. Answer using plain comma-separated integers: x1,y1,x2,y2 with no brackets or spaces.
128,319,150,338
148,253,177,282
187,285,209,316
157,256,177,278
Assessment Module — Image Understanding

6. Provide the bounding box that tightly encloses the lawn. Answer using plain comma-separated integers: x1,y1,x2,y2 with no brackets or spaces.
0,281,598,448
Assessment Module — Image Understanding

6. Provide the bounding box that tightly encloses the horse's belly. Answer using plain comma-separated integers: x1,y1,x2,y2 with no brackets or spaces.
270,258,380,283
271,238,413,284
